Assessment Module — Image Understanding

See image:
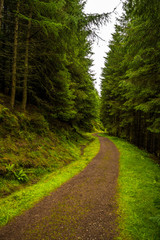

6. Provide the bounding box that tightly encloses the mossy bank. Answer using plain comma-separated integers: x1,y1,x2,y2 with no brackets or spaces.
0,97,100,226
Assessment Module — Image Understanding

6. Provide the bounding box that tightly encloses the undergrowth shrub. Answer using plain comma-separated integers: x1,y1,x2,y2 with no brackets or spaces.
0,105,49,137
0,100,95,199
17,112,30,131
0,106,19,136
14,169,28,182
150,194,160,235
0,165,6,176
33,167,49,177
29,114,49,135
5,163,28,182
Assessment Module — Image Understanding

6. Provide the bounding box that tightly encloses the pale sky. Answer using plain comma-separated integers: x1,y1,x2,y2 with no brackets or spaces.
84,0,123,94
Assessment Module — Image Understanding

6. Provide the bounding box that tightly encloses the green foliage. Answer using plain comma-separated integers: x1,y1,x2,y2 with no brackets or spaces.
29,114,49,135
0,0,105,130
14,169,28,183
100,134,160,240
0,105,19,135
16,112,30,131
0,101,100,198
5,163,28,183
101,0,160,157
0,104,50,137
151,198,160,231
0,134,100,227
5,163,15,173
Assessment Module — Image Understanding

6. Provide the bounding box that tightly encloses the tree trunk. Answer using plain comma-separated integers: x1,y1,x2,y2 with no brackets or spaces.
22,10,32,111
0,0,4,30
11,0,20,109
0,0,4,92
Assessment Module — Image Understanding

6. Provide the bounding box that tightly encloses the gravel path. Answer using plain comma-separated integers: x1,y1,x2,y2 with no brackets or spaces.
0,136,120,240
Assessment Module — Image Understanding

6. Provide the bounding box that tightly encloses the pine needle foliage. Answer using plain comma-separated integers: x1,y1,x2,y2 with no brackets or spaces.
101,0,160,157
0,0,111,130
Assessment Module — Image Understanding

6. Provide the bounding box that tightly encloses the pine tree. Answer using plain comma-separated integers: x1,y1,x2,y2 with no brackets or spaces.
22,9,32,111
0,0,110,131
11,0,20,109
101,0,160,156
0,0,4,30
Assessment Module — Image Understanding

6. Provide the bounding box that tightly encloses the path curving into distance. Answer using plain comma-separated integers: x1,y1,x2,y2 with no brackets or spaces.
0,136,120,240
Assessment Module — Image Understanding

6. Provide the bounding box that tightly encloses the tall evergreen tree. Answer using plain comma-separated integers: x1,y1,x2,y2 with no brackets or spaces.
101,0,160,156
0,0,109,130
11,0,20,109
0,0,4,30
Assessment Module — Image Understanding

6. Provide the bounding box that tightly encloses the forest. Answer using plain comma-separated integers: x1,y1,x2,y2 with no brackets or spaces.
0,0,108,195
0,0,159,157
0,0,104,131
101,0,160,157
0,1,160,238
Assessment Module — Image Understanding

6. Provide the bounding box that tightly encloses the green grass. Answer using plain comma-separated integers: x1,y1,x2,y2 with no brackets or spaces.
0,125,95,197
100,133,160,240
0,135,100,227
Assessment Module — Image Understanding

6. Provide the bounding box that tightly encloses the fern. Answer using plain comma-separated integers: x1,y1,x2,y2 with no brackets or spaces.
14,170,28,183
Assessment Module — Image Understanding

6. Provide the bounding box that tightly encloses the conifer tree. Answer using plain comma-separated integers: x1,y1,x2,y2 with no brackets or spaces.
0,0,110,130
101,0,160,156
0,0,4,30
11,0,20,109
22,9,32,111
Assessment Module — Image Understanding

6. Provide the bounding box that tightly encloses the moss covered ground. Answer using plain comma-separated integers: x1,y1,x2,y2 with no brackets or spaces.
0,95,100,226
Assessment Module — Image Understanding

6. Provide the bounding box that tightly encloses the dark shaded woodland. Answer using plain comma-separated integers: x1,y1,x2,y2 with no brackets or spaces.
101,0,160,157
0,0,101,131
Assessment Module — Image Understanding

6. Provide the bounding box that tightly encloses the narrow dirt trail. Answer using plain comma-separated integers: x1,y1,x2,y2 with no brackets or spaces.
0,136,120,240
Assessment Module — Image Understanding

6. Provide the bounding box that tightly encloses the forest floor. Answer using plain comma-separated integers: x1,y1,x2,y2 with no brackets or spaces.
0,136,120,240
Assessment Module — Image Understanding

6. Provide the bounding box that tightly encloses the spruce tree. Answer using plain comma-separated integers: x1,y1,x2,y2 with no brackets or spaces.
101,0,160,156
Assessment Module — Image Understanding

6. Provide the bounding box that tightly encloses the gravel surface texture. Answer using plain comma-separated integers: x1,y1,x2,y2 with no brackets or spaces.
0,136,120,240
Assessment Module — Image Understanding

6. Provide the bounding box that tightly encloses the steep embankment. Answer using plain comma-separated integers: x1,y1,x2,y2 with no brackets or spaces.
0,97,100,225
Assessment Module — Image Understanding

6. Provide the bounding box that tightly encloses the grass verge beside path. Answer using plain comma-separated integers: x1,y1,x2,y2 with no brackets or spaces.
0,135,100,228
100,134,160,240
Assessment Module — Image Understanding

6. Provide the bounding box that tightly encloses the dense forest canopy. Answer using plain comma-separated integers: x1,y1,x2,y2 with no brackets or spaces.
0,0,159,157
0,0,109,131
101,0,160,157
